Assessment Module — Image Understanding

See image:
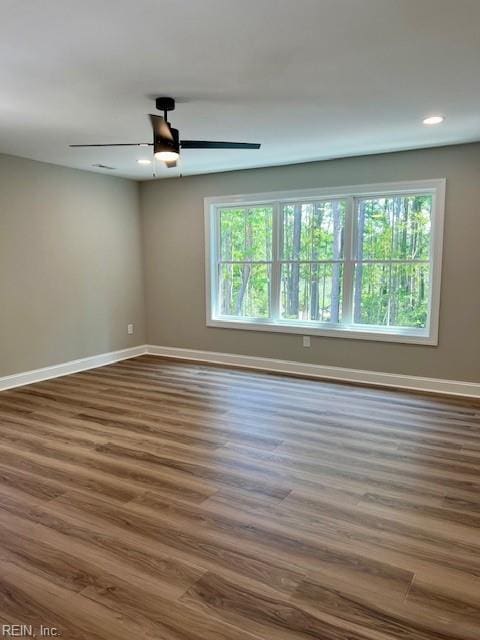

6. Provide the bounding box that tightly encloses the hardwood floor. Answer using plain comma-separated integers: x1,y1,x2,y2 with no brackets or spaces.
0,355,479,639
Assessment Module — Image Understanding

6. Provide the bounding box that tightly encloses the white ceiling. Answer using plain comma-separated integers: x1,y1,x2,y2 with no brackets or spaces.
1,0,479,180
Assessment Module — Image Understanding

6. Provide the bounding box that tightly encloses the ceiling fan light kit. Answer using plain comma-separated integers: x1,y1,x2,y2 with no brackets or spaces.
69,97,261,172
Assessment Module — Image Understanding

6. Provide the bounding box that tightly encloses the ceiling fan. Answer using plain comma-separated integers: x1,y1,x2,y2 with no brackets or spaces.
70,97,261,169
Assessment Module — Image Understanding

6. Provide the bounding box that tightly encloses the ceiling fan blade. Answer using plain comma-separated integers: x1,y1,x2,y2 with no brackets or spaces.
180,140,261,150
165,160,177,169
69,143,152,147
149,114,173,141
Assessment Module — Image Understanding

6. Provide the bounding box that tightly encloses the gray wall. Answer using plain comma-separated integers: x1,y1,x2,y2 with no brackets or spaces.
141,143,480,383
0,154,145,377
2,144,479,383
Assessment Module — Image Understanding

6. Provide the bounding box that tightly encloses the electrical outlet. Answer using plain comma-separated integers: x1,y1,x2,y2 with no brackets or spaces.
303,336,311,348
127,323,134,335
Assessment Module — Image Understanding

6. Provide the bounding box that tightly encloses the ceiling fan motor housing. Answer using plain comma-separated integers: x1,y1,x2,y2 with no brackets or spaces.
154,126,180,156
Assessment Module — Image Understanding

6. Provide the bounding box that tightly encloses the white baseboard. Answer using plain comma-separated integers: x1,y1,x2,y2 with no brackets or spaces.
2,343,478,399
0,345,148,391
146,345,480,399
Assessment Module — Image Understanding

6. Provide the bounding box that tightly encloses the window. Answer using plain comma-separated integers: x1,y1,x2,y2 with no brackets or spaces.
205,179,445,344
218,206,272,318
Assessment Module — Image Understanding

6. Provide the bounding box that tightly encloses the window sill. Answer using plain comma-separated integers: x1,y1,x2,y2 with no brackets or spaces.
207,317,438,345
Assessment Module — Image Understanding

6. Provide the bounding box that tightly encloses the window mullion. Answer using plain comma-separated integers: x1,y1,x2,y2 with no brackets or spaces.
342,196,355,324
270,202,281,322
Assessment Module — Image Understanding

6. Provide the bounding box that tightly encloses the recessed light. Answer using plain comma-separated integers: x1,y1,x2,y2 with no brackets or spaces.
423,115,445,125
138,143,150,147
137,159,152,165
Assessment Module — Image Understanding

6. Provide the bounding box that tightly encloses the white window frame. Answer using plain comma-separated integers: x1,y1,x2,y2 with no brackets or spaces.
204,179,446,345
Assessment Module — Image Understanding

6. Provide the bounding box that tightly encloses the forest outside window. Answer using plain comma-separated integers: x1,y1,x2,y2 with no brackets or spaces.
205,180,445,344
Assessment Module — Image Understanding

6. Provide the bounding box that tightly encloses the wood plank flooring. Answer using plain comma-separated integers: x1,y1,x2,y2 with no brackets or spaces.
0,355,479,639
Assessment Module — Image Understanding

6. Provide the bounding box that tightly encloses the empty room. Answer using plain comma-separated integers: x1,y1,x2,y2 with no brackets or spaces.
1,1,479,638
